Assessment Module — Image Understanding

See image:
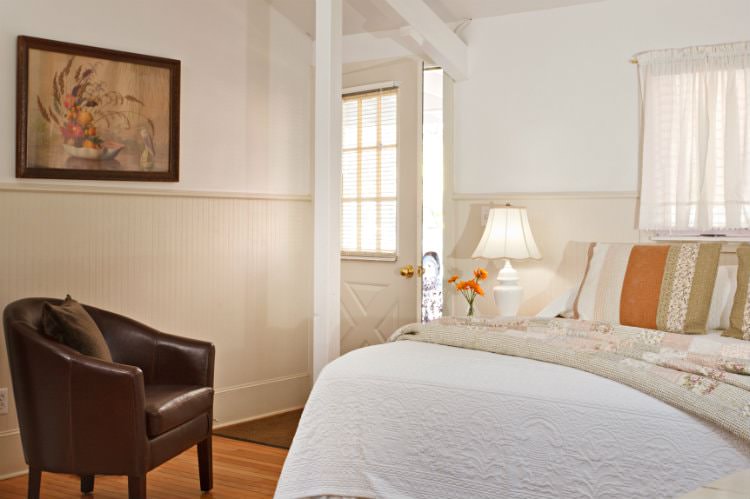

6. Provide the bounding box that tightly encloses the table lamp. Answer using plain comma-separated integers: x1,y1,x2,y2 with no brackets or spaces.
472,204,541,316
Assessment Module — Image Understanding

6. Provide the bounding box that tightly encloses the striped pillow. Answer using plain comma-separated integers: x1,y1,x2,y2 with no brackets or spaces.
574,243,721,334
724,245,750,340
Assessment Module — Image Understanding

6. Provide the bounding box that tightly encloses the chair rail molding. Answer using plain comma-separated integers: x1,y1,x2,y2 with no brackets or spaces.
451,191,639,201
0,182,312,202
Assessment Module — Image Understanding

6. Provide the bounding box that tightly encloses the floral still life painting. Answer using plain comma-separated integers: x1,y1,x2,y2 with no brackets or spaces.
16,36,180,181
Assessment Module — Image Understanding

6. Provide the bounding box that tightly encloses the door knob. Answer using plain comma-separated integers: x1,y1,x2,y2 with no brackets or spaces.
400,264,415,278
399,264,424,279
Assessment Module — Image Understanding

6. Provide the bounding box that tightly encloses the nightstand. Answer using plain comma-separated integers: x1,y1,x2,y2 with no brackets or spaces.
680,469,750,498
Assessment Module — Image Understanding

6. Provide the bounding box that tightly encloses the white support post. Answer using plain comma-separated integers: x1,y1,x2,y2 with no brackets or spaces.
384,0,469,81
313,0,342,381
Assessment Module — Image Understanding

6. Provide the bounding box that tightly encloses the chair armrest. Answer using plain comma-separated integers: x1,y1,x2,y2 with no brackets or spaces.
4,322,148,475
152,330,215,387
69,355,149,474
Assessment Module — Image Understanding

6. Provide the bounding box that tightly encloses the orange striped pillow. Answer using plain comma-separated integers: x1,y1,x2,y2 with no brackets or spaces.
574,243,721,334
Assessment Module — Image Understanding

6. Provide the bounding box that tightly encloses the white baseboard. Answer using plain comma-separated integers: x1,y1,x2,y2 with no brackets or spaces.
0,373,311,480
0,429,26,480
213,404,305,430
213,372,310,428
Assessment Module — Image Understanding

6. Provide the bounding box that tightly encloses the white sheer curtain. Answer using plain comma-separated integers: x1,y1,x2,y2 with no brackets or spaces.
638,42,750,232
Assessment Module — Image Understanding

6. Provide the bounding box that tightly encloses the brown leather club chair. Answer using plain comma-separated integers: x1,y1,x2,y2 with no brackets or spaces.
3,298,216,499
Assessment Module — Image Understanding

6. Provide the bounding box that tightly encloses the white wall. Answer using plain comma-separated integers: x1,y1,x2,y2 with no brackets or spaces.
440,0,750,317
340,1,750,316
0,0,314,477
453,0,750,194
0,0,312,195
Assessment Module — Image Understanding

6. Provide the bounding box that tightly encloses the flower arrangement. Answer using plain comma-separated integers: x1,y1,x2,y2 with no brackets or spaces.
36,56,154,154
448,268,488,317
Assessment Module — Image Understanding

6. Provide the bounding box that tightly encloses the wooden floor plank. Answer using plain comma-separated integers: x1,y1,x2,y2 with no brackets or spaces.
0,437,287,499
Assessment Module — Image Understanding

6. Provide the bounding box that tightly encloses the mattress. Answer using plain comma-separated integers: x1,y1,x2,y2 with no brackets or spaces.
275,341,750,499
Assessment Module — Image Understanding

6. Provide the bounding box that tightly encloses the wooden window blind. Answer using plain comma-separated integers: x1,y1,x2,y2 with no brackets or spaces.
341,87,398,259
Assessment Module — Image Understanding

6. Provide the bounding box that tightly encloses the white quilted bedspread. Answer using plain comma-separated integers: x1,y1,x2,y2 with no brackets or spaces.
275,341,750,499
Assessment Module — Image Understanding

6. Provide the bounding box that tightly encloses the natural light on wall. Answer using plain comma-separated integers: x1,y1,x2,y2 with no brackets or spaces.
341,88,398,259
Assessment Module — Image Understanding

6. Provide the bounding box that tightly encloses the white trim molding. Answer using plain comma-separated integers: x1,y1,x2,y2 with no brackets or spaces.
343,80,399,95
0,428,20,438
215,372,309,395
213,405,305,430
0,428,26,480
213,373,311,426
0,182,312,202
313,0,343,382
452,191,639,201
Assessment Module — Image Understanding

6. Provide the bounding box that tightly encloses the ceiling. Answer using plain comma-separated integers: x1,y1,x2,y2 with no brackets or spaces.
270,0,603,38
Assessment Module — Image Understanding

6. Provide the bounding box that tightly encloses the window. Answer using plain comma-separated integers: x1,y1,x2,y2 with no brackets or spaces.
341,87,398,259
637,42,750,236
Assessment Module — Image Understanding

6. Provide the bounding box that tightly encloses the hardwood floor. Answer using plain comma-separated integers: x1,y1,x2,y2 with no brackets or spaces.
0,437,287,499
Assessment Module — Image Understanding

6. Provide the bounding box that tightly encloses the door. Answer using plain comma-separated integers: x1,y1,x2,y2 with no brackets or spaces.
340,58,422,354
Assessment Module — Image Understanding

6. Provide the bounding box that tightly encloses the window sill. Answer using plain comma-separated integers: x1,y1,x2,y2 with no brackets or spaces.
341,254,398,262
649,235,750,242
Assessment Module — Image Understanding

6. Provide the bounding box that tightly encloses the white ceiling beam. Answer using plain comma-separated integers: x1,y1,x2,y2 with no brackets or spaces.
383,0,469,80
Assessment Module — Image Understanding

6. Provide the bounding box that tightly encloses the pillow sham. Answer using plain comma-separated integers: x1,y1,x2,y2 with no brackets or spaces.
721,264,739,329
536,287,577,318
574,242,721,334
724,245,750,340
41,294,112,361
707,265,732,331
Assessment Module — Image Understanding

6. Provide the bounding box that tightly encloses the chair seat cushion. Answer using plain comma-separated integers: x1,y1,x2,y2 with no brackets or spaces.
144,385,213,438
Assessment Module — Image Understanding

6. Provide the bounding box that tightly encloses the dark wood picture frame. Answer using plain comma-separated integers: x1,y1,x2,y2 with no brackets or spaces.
16,36,180,181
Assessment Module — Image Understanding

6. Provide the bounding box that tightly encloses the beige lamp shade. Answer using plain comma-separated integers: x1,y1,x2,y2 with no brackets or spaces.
472,205,541,260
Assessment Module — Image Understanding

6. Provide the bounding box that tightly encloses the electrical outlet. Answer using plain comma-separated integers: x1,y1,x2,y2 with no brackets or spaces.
0,387,8,415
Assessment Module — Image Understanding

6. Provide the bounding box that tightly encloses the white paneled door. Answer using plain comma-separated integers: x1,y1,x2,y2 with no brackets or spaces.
340,58,422,354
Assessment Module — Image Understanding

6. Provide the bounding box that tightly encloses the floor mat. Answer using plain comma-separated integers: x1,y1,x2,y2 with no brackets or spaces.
213,409,302,449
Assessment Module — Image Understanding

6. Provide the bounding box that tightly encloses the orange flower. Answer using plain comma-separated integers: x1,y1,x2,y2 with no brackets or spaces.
448,275,459,284
456,280,471,291
468,281,485,296
473,268,488,281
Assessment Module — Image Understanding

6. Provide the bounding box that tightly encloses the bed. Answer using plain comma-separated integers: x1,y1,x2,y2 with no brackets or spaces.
276,330,750,499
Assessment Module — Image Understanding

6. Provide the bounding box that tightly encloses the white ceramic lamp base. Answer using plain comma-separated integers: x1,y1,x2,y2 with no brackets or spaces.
493,259,523,317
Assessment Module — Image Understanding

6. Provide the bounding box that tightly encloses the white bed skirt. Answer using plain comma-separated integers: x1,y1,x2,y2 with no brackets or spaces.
276,341,750,499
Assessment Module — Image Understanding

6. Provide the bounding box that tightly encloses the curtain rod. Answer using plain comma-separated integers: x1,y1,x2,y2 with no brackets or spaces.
630,40,750,65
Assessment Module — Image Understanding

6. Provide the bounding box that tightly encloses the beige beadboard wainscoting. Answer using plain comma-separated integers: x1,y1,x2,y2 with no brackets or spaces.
444,192,643,318
0,185,313,477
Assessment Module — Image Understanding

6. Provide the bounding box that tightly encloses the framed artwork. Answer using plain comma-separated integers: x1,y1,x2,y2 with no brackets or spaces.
16,36,180,181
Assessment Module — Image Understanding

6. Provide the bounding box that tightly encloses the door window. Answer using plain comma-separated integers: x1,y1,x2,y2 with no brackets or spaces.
341,88,399,260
